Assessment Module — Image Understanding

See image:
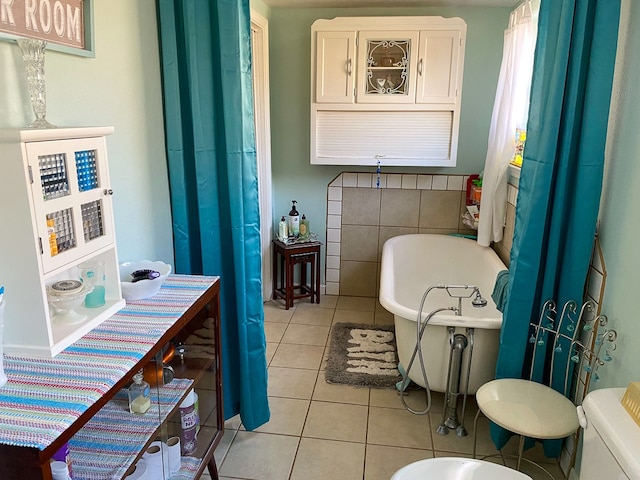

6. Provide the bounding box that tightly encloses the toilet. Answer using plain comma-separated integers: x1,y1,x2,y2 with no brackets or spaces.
392,387,640,480
578,387,640,479
390,457,531,479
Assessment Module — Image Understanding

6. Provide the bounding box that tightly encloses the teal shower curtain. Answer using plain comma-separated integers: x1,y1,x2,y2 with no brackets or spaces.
156,0,269,430
493,0,620,456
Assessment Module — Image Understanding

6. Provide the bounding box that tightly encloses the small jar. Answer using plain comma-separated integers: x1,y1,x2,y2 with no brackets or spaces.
128,371,151,414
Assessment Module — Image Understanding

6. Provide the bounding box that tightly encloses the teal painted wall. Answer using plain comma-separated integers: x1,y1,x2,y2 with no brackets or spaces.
598,0,640,389
0,0,174,267
269,7,510,276
251,0,271,20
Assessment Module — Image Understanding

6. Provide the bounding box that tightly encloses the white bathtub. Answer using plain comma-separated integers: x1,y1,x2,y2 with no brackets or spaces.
379,234,506,394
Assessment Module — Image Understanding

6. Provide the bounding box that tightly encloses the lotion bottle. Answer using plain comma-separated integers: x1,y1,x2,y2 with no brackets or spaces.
278,216,288,241
299,214,309,239
289,200,300,238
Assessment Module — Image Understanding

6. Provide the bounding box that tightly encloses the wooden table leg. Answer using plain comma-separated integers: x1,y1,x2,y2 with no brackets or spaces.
286,251,294,309
315,249,320,304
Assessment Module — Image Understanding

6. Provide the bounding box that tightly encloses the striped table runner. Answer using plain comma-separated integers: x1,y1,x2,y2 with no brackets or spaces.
0,275,217,451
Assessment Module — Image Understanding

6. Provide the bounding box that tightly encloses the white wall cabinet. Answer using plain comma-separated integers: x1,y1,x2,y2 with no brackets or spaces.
0,127,125,357
311,16,467,167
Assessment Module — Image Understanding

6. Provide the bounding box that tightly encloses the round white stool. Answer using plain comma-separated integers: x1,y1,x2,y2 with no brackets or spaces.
391,457,532,480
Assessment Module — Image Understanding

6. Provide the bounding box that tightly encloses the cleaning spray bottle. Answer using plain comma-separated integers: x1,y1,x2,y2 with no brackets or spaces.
288,200,300,238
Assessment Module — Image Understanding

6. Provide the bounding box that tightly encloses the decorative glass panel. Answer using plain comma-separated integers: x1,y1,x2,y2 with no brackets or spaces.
75,149,100,192
39,153,70,200
46,208,76,255
365,39,410,96
81,199,104,242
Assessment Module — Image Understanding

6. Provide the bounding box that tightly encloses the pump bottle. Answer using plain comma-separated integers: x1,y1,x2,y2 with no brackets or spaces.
289,200,300,238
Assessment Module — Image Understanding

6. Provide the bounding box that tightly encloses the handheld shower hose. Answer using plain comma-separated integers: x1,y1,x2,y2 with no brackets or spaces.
398,285,486,416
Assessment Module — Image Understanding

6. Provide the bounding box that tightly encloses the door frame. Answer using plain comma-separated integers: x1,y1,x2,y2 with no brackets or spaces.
251,10,273,300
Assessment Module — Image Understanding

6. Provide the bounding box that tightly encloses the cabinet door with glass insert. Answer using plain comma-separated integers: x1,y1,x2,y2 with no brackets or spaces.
25,136,115,274
356,30,419,104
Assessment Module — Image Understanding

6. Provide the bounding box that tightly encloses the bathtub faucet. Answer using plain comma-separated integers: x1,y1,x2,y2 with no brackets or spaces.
433,284,487,316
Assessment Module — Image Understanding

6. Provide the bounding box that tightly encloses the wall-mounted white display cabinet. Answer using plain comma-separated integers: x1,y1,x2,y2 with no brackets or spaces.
311,16,467,166
0,127,125,357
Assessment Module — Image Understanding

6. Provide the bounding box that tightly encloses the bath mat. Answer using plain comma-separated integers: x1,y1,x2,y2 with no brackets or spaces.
325,322,402,388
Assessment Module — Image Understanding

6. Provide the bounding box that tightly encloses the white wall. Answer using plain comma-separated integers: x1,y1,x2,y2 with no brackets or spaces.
0,0,174,266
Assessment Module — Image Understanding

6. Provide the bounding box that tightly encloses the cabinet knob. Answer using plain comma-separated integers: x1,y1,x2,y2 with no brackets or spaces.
104,189,114,195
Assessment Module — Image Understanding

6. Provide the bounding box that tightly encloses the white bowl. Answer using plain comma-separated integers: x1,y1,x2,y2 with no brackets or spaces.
119,261,172,301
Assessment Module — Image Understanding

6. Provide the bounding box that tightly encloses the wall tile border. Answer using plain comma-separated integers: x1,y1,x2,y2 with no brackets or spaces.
326,172,468,295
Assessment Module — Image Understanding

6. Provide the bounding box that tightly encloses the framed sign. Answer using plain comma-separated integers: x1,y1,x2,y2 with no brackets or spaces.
0,0,94,57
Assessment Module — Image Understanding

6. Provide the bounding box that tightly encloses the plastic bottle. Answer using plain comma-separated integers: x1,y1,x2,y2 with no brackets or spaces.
288,200,300,238
278,216,288,241
299,214,309,239
128,371,151,414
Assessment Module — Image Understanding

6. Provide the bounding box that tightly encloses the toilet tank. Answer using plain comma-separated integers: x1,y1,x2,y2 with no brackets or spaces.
580,388,640,480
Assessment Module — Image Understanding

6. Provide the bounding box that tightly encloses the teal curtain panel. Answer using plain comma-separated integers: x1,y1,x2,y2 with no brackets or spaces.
492,0,620,457
156,0,270,430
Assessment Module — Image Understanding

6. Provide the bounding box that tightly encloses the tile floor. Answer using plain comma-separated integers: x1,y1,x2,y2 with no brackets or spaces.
204,296,566,480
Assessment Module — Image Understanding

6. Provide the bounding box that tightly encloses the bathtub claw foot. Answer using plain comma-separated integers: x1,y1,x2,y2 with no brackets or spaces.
455,425,468,437
436,423,450,435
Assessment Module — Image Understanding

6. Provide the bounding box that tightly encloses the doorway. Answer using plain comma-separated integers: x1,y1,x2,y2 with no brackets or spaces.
251,10,273,300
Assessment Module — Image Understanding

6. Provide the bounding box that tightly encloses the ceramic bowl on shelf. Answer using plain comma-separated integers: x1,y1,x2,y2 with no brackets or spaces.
119,261,171,301
47,280,93,325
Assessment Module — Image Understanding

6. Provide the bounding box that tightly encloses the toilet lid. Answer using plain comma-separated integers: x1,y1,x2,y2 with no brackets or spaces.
391,457,532,480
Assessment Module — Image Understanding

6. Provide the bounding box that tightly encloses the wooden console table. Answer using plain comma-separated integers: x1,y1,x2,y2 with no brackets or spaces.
272,239,322,310
0,275,222,480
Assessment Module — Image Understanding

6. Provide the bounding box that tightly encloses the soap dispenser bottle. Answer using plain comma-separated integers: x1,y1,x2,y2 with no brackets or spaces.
289,200,300,238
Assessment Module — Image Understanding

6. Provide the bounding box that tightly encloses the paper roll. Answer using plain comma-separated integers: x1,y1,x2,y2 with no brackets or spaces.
142,442,170,478
124,458,148,480
167,436,181,474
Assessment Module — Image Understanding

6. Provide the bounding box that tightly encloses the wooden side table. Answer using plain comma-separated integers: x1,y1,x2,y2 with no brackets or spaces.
272,239,322,310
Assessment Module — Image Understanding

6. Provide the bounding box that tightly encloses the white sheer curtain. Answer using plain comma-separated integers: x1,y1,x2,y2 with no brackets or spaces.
477,0,539,246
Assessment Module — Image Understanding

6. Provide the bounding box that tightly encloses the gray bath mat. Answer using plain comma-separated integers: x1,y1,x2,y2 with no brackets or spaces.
325,322,402,388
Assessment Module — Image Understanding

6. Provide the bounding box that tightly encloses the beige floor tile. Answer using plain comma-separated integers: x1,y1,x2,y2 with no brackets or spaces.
270,343,324,370
483,454,565,480
290,437,365,480
265,321,288,343
246,397,310,436
367,406,433,449
225,414,242,430
364,444,433,480
264,300,295,323
336,296,376,312
332,309,375,325
369,386,431,412
302,400,368,443
267,366,318,399
219,431,299,480
313,370,370,405
214,427,239,467
296,294,338,309
281,323,330,346
289,305,335,326
431,412,496,456
265,342,278,365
